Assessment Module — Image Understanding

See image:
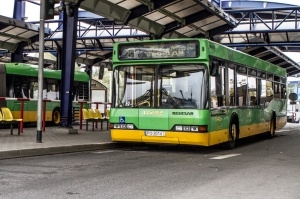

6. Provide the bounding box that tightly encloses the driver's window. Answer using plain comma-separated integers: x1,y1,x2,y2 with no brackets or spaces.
160,64,205,109
114,70,125,107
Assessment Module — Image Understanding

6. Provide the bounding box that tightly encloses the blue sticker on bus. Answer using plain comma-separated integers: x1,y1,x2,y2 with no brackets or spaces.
119,116,125,123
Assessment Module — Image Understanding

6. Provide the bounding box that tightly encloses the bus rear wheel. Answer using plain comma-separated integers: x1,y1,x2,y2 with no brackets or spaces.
52,108,61,126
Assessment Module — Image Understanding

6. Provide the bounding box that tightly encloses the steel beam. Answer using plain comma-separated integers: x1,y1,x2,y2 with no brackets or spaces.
60,3,79,128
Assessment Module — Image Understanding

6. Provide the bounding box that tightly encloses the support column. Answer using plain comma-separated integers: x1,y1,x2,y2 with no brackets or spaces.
56,47,62,70
11,48,24,62
11,0,26,62
13,0,25,20
60,3,79,129
56,2,64,70
85,65,92,103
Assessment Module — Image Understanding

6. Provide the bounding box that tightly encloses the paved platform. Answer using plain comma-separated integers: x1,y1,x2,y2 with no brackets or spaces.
0,123,117,160
0,122,297,160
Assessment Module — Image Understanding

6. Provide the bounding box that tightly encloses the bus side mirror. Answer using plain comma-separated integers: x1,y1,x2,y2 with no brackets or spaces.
210,60,219,76
98,66,105,80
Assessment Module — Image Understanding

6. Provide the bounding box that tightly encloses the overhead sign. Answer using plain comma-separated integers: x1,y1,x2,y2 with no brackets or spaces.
118,40,199,60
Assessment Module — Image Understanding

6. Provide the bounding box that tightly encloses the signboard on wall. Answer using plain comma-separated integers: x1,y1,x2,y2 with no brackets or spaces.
91,90,106,112
297,87,300,100
287,78,300,101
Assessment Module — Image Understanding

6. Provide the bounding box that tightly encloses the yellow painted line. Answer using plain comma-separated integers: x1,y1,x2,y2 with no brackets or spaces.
210,154,241,160
276,129,290,132
91,150,115,154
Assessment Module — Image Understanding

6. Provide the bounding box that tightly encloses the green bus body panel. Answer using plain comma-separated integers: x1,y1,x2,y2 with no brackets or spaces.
139,109,169,130
5,63,89,82
110,100,286,133
208,99,286,132
110,108,210,130
110,109,139,127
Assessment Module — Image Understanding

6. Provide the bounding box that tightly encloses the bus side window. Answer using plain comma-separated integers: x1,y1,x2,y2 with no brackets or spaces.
274,82,281,99
237,73,247,106
266,81,273,102
216,66,225,106
210,76,217,108
29,82,34,99
210,60,226,107
228,67,235,106
260,79,266,105
210,60,219,108
248,76,257,106
14,85,22,98
281,84,286,99
9,84,14,98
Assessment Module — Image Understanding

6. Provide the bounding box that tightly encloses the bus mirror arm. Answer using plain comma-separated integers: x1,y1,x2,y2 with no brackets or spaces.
180,90,185,100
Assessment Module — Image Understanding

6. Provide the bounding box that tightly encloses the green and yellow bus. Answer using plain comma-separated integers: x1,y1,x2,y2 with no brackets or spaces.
109,39,287,149
0,63,89,125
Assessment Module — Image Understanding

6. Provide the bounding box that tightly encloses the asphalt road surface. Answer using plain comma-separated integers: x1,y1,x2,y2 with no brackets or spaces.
0,123,299,199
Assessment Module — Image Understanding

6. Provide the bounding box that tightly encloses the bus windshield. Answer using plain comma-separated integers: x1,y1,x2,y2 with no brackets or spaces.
113,64,208,109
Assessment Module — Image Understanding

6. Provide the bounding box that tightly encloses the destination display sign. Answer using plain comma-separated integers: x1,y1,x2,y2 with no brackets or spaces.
118,40,199,60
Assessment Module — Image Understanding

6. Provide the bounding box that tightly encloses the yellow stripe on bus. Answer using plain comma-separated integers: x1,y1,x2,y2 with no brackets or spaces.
111,120,286,147
111,129,225,146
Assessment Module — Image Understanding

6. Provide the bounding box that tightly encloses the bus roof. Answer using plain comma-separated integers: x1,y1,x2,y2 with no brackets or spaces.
112,38,286,77
206,39,286,77
4,63,89,82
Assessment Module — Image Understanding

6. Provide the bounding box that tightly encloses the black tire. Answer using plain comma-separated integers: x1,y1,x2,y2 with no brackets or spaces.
52,108,61,126
267,116,275,139
226,118,238,150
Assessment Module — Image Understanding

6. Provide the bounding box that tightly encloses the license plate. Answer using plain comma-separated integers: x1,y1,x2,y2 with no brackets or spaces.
145,131,166,137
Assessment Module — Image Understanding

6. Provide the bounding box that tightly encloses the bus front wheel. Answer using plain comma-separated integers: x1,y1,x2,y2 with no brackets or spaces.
268,116,275,138
52,108,61,126
226,119,238,150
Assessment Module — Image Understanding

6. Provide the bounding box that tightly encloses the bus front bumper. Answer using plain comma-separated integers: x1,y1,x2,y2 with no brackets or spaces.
110,129,221,146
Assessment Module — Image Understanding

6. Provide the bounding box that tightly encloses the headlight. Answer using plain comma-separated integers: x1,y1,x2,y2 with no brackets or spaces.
175,126,183,131
113,124,121,129
190,126,199,132
183,126,190,131
126,124,134,129
174,125,207,132
112,123,135,129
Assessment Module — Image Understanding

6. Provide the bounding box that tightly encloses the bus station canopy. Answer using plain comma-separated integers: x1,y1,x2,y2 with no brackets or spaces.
0,0,300,76
64,0,237,38
0,15,51,53
214,5,300,76
242,46,300,76
0,52,56,67
58,0,300,75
